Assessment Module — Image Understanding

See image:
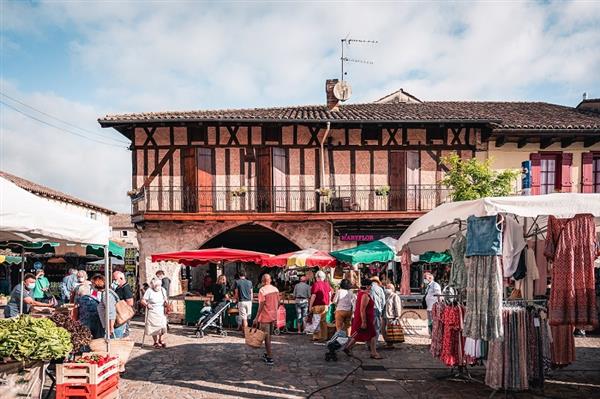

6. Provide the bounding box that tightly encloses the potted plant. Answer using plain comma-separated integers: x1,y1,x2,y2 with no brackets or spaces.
231,186,248,197
315,187,333,197
375,185,390,196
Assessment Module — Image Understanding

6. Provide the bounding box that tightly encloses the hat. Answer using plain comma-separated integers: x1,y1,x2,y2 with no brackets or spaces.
370,276,382,285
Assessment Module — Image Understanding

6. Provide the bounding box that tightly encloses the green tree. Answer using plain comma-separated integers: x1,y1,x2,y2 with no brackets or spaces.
441,153,519,201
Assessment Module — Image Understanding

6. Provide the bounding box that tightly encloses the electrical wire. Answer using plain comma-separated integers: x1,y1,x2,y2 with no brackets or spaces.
0,100,128,149
0,91,130,145
306,353,363,398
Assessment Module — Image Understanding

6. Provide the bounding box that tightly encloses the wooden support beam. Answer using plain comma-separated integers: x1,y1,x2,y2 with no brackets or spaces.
584,137,600,148
517,137,528,148
560,137,575,148
495,135,506,147
540,137,554,149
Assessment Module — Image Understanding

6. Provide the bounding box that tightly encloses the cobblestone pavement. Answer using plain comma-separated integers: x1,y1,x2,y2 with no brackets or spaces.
113,319,600,399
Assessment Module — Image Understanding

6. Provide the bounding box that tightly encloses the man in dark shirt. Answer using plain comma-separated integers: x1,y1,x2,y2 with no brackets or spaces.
234,270,254,334
112,271,134,337
156,270,171,296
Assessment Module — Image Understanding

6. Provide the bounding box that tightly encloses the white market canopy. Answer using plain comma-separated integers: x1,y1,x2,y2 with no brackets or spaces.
0,177,109,245
396,193,600,255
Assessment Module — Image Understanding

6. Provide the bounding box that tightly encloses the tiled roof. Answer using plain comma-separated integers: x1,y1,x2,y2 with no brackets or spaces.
0,171,115,215
109,213,133,228
98,101,600,130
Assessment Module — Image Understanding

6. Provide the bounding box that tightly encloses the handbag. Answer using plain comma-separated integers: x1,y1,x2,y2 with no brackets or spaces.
115,296,135,327
162,289,173,315
244,327,266,348
385,320,405,343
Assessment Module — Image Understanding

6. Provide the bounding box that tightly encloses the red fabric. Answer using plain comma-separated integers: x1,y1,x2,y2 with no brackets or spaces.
530,239,548,296
150,247,272,266
257,284,280,323
545,214,598,330
551,325,576,366
440,305,465,367
400,248,411,295
311,281,332,306
261,249,336,268
351,290,376,342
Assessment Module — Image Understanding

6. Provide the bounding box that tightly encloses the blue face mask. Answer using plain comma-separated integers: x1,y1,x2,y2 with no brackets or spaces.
111,282,118,290
26,283,36,290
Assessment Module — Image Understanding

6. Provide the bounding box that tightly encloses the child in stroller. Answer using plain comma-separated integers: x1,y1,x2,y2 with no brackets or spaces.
195,300,231,338
325,330,351,361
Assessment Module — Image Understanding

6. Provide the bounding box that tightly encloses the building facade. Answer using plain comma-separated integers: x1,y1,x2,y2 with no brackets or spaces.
109,213,139,248
99,83,600,285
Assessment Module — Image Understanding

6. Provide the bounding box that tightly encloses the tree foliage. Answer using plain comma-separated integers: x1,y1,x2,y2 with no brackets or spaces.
441,154,519,201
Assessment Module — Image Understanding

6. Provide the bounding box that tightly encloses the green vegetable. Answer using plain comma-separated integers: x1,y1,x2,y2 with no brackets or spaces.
0,316,73,361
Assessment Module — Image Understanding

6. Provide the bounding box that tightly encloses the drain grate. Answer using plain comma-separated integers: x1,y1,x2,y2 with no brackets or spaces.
361,365,387,371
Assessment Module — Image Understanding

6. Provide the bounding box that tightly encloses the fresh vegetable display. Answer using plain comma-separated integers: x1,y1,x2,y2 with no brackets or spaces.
0,316,73,361
50,312,92,353
75,354,116,367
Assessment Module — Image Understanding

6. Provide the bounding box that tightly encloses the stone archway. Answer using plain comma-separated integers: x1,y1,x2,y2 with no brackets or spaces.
199,223,301,255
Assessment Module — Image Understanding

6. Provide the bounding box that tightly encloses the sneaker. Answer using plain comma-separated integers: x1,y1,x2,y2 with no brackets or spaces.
264,357,274,366
261,353,268,361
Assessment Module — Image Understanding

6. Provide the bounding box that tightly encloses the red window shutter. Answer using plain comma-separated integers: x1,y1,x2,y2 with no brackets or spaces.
581,152,594,193
530,153,541,195
560,153,573,192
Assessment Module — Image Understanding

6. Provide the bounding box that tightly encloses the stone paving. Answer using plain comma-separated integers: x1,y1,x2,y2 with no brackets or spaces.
107,319,600,399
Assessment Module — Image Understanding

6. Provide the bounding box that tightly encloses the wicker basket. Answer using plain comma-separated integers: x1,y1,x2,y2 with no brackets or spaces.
89,339,134,372
244,327,265,349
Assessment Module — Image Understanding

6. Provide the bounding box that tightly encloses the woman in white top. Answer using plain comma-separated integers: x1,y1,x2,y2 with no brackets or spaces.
333,279,356,335
140,277,168,349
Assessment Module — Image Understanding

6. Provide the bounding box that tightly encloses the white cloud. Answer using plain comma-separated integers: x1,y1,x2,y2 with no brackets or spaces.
0,80,131,212
1,1,599,212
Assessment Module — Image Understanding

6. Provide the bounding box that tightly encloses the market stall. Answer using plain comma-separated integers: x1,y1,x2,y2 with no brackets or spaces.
396,193,600,393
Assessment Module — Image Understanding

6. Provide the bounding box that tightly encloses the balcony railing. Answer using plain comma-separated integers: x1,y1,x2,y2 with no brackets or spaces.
133,185,450,214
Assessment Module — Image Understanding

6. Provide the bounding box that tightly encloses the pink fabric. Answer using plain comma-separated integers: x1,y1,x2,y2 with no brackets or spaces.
529,239,548,296
400,249,411,295
257,284,279,323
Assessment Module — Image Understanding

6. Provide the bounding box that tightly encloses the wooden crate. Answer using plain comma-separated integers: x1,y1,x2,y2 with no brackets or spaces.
56,374,119,399
56,356,119,385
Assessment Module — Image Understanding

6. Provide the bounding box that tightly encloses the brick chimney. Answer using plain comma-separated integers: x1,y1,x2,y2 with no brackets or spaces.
326,79,339,111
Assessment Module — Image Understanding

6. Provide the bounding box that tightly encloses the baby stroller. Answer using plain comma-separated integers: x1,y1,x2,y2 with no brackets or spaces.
195,300,231,338
325,330,351,361
273,304,288,335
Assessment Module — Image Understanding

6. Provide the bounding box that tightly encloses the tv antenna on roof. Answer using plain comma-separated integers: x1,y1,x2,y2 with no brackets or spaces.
340,36,378,81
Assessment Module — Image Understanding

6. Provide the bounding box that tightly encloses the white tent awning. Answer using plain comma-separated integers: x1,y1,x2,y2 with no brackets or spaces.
397,193,600,254
0,177,110,245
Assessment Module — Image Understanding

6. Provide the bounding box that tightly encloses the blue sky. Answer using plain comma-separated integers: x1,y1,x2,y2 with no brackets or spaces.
1,1,599,212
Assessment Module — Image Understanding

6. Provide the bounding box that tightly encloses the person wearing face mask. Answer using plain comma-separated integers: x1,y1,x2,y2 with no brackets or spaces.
32,269,51,304
4,273,53,318
71,270,92,303
423,272,441,335
140,277,168,349
383,284,404,348
112,271,134,337
76,275,103,339
95,274,126,339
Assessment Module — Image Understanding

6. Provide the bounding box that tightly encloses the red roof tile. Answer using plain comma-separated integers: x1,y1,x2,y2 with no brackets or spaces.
98,101,600,130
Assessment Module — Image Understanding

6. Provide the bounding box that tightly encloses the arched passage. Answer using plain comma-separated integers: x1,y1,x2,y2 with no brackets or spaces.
200,223,300,255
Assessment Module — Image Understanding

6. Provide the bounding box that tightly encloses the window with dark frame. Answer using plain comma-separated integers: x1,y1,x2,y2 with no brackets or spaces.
121,230,128,237
262,125,282,143
189,126,207,143
361,125,381,142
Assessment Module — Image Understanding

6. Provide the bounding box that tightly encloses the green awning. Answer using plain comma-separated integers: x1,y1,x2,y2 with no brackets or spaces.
0,255,23,265
418,251,452,264
0,241,58,254
86,241,125,260
330,240,396,266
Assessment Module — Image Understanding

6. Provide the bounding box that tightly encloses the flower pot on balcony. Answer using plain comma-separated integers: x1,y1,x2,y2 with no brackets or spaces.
375,186,391,197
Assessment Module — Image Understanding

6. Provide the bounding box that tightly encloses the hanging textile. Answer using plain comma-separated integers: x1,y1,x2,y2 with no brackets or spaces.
550,325,575,366
430,301,445,358
485,305,552,391
466,215,503,257
502,217,526,277
514,247,539,300
463,256,503,341
545,214,598,330
400,248,411,295
440,305,465,367
531,239,548,296
448,232,467,289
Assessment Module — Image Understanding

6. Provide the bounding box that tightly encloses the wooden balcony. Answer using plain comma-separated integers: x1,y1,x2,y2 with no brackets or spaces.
132,185,449,222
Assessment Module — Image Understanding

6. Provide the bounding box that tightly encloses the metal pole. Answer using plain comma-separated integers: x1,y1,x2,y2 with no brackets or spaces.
19,247,25,315
104,244,111,352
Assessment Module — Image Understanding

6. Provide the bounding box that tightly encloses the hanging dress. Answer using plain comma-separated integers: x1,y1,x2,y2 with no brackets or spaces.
545,214,598,330
448,233,467,289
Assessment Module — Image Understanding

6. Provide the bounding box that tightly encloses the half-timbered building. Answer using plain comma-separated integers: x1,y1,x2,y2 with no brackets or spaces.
99,82,600,286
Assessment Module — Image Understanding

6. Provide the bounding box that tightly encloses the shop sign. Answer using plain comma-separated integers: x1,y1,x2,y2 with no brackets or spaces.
124,247,137,272
339,233,399,242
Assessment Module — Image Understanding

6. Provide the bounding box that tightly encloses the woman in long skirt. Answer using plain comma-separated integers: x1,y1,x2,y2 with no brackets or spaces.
343,279,382,359
141,277,168,349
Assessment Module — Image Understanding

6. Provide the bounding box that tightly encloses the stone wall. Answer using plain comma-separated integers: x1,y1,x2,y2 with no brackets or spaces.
138,220,334,293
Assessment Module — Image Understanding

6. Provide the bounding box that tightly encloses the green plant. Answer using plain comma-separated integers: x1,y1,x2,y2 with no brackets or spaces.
0,316,72,361
375,185,391,196
231,186,248,197
441,153,519,201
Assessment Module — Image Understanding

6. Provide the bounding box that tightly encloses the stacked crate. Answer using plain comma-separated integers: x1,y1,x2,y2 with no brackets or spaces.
56,356,119,399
